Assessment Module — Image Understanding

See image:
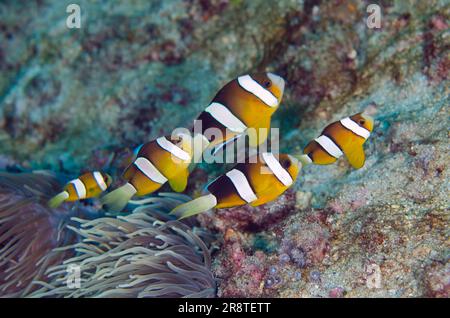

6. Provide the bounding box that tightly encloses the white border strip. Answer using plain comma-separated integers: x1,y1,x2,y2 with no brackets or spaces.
340,117,370,139
70,179,87,199
133,143,143,156
226,169,257,203
205,102,247,133
134,157,168,184
156,137,191,161
237,75,278,107
262,153,293,187
315,135,343,158
93,171,108,191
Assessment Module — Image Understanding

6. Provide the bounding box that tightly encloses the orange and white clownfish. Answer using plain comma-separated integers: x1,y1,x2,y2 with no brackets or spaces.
101,133,201,212
170,152,301,219
298,112,374,169
194,73,285,151
117,143,145,170
48,171,112,208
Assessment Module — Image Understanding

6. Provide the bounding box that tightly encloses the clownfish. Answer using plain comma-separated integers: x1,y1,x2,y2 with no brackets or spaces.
170,152,301,219
118,144,144,169
48,171,112,208
194,73,285,150
101,133,204,212
298,112,374,169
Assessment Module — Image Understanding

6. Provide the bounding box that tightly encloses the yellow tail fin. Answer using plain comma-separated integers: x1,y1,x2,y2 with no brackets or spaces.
101,183,137,212
47,191,69,208
294,154,313,167
170,193,217,219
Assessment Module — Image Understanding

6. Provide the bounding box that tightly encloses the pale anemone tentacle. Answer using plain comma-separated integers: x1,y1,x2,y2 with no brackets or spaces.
29,193,217,298
0,172,79,297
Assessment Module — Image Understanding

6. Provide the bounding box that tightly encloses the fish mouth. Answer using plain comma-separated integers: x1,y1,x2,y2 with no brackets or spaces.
267,73,285,98
361,112,375,131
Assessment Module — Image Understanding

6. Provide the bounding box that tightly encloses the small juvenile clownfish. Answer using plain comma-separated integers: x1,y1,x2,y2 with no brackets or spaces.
194,73,285,149
48,171,112,208
298,112,374,169
170,152,301,219
101,133,201,212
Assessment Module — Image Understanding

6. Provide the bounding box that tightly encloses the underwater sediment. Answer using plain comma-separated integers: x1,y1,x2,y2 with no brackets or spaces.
0,0,449,298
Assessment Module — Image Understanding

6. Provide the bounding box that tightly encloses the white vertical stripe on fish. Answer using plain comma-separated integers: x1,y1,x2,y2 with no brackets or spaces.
134,157,168,184
205,102,247,133
226,169,258,203
340,117,371,139
315,135,344,158
70,178,87,199
93,171,107,191
262,152,293,186
156,137,191,161
237,75,278,107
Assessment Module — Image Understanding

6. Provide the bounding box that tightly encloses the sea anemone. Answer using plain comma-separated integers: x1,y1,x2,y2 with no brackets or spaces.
0,171,78,297
30,193,217,298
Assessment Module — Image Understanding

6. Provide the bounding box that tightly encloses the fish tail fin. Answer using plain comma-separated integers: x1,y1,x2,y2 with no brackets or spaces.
101,183,137,212
47,191,69,208
294,154,313,167
170,193,217,220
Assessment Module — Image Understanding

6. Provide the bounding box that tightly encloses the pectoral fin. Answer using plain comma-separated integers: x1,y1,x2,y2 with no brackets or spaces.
345,146,366,169
168,169,189,192
250,186,287,207
247,175,281,208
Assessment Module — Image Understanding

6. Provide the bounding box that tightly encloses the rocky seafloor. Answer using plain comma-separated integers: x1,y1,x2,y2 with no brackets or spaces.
0,0,448,297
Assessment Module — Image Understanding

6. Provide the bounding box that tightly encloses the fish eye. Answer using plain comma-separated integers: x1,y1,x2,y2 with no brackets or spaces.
264,80,272,88
281,159,291,169
359,119,365,125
